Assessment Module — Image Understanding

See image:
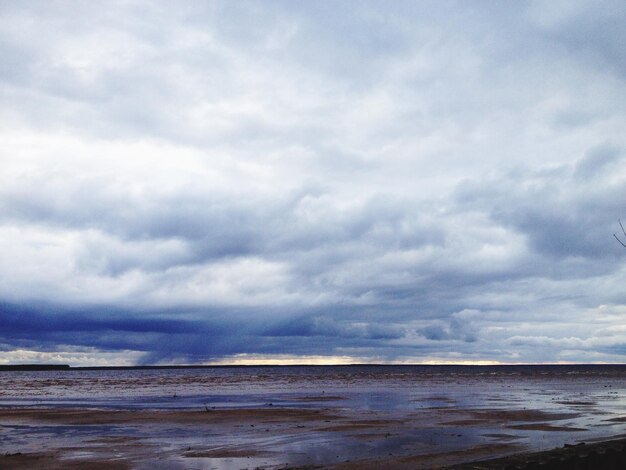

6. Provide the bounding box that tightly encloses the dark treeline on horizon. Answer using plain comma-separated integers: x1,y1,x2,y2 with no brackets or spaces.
0,364,71,371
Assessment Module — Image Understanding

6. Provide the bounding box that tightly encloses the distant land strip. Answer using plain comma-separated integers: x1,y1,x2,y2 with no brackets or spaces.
1,363,626,372
0,364,71,371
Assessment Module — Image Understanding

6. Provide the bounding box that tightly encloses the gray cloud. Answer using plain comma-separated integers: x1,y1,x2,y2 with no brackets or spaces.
574,144,623,180
1,1,626,365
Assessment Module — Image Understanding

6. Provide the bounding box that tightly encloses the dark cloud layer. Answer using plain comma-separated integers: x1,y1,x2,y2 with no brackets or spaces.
1,1,625,365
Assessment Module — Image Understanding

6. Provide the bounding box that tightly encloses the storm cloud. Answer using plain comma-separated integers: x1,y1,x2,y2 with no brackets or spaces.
1,1,625,365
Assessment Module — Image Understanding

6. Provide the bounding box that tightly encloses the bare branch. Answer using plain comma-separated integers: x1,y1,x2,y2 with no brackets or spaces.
614,233,626,248
614,219,626,248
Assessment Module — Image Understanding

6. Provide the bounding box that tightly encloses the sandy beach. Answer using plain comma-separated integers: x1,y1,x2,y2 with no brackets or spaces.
1,365,625,468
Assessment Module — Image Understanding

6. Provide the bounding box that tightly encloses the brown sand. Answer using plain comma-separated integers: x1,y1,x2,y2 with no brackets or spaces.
606,416,626,422
334,443,524,470
506,423,587,432
0,405,619,469
452,409,579,422
0,406,337,425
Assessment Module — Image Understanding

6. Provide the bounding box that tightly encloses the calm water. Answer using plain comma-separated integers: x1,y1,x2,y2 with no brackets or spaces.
1,365,626,468
2,365,626,413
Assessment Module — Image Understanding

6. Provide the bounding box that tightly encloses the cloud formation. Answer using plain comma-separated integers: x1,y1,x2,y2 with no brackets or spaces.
1,1,625,365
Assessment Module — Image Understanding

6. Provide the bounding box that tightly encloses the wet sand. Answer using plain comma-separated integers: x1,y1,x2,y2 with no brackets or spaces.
1,365,625,468
451,436,626,469
1,405,625,468
0,406,495,468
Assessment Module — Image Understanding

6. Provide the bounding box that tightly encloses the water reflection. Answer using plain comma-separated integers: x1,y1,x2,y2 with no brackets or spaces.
1,365,625,468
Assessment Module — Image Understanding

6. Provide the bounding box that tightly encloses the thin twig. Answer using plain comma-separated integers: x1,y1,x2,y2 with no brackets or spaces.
615,219,626,248
614,233,626,248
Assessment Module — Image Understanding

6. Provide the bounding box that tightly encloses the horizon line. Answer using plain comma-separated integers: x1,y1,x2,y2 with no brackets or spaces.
2,362,626,370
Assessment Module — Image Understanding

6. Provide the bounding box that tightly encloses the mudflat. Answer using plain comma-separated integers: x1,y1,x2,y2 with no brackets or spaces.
1,365,625,468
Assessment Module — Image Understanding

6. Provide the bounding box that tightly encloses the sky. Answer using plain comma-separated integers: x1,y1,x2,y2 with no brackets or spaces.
1,0,626,366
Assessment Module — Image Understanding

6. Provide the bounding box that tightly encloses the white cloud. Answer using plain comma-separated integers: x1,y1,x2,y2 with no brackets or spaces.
0,347,146,367
1,0,625,364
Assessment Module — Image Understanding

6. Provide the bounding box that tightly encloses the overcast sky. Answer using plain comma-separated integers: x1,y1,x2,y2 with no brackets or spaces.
1,0,626,366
